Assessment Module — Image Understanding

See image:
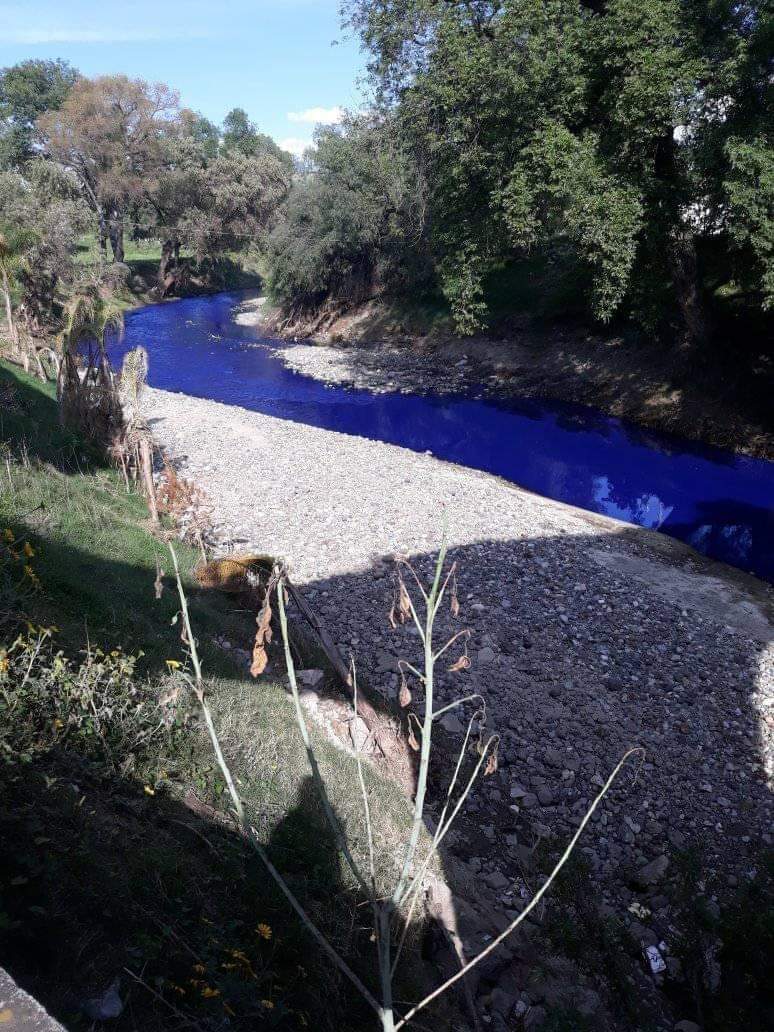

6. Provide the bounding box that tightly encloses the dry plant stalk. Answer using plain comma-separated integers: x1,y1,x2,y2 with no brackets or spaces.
168,538,643,1031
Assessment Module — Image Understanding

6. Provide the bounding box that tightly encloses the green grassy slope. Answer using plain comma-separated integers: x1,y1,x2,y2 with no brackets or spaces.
0,362,429,1032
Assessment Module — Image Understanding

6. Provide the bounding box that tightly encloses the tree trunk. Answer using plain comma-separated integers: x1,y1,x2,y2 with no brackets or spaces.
1,268,18,350
98,215,108,263
655,129,711,355
158,237,175,294
668,229,711,355
108,217,125,264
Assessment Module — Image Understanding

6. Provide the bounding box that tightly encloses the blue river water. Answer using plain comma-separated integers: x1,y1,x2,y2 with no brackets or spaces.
107,291,774,583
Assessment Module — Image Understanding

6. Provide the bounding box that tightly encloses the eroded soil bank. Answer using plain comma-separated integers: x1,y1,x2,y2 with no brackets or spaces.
146,383,773,1032
244,297,774,460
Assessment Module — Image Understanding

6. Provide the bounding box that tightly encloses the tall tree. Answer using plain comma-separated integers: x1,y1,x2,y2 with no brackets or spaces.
0,59,77,169
342,0,773,348
0,160,89,330
38,75,179,263
221,106,295,171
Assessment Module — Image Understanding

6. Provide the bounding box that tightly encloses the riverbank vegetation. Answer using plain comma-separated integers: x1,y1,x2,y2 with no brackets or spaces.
0,359,431,1030
267,0,772,365
0,60,291,370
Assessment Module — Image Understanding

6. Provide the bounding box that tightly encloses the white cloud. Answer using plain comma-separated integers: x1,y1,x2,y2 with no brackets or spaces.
287,106,344,126
279,137,313,158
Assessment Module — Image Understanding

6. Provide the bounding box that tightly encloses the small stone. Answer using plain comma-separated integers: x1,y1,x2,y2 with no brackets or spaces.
477,646,496,665
484,870,510,892
439,712,465,735
634,855,669,887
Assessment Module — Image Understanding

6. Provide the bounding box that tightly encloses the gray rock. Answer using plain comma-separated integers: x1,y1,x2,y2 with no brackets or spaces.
634,855,669,887
483,870,510,892
439,712,465,735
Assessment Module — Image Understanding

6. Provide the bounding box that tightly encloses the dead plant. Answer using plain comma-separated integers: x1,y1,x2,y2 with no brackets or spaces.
168,537,644,1031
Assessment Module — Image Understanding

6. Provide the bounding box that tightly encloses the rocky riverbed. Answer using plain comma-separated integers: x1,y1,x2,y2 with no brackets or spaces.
145,385,773,1031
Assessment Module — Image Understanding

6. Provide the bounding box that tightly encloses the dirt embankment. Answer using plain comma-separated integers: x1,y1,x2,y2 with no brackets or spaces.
244,297,774,460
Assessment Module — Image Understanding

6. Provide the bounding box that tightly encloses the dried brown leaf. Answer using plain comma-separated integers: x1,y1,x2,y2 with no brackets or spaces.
408,728,420,751
397,577,412,623
398,675,412,709
450,569,460,618
484,750,498,776
250,595,273,678
448,653,471,673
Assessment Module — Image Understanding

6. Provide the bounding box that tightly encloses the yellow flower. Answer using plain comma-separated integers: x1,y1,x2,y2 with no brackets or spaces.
257,923,272,940
201,986,220,999
54,718,64,729
193,964,206,975
23,564,34,578
261,1000,274,1010
0,655,8,674
143,785,156,796
23,541,34,558
165,659,182,670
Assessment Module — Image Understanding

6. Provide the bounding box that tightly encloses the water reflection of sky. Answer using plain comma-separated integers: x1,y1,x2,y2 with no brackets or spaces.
108,291,774,583
591,476,674,530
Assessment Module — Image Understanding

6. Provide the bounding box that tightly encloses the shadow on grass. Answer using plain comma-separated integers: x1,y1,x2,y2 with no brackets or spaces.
0,752,378,1032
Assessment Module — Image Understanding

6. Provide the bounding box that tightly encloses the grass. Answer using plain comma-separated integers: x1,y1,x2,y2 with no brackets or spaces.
0,360,433,1031
74,232,263,303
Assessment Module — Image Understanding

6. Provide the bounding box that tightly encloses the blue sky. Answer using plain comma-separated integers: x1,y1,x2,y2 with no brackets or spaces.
0,1,366,155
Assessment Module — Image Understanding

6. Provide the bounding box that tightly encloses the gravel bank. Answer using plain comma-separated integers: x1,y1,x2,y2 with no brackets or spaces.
146,385,773,1028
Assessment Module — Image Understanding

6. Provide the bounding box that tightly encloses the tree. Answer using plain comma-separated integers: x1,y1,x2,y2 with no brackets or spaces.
187,149,292,259
179,108,220,160
268,114,430,311
0,160,89,331
221,106,295,171
0,59,77,169
0,224,33,351
339,0,773,348
38,75,179,263
58,284,124,436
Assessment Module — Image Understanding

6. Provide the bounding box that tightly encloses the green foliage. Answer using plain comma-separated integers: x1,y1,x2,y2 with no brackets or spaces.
0,58,77,169
268,114,431,311
0,625,187,774
222,106,295,171
724,135,774,308
285,0,774,345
